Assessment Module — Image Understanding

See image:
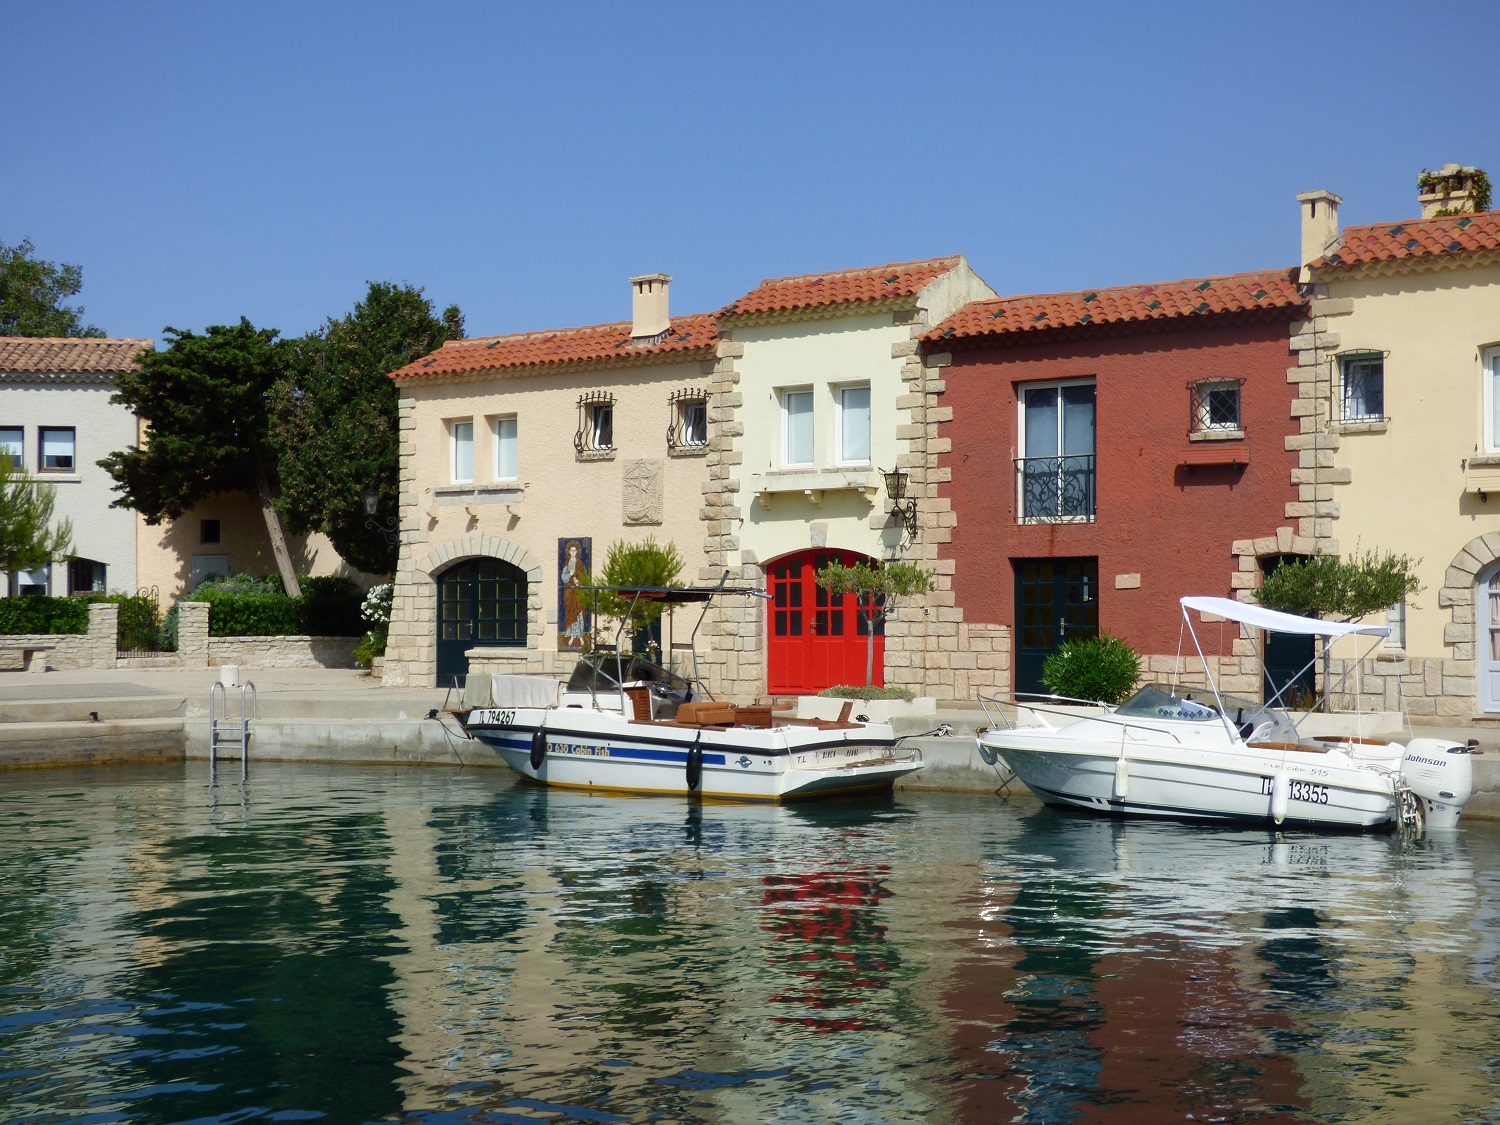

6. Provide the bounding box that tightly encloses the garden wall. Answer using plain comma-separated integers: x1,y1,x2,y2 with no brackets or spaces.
0,604,117,672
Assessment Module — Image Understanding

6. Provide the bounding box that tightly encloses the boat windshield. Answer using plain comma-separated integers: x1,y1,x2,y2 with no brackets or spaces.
565,653,691,693
1115,684,1223,722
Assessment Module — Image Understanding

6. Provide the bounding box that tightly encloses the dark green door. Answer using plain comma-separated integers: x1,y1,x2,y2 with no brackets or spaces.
436,558,528,686
1014,557,1099,698
1260,555,1315,706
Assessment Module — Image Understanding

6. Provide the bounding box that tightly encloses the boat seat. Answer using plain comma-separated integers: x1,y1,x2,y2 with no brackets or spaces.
624,686,654,722
675,701,736,726
1248,740,1330,754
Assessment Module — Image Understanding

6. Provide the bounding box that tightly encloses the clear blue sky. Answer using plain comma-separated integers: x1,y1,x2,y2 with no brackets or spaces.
6,1,1499,343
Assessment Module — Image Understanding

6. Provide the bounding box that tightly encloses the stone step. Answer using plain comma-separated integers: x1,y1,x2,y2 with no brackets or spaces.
115,656,184,669
0,718,185,767
0,696,186,724
182,690,446,721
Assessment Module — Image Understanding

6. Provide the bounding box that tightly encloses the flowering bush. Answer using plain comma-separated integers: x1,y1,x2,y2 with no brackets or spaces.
354,583,394,668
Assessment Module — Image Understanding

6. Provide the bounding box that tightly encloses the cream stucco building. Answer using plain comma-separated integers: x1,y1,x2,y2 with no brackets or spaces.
700,257,997,700
1296,168,1500,717
382,276,720,688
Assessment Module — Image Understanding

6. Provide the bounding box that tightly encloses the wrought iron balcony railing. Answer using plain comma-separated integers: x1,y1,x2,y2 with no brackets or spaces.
1015,454,1096,523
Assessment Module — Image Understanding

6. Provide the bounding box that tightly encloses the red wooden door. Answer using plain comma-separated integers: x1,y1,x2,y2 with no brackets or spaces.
767,549,885,695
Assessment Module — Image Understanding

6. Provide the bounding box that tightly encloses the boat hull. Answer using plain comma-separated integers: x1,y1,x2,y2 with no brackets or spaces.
466,707,923,802
987,735,1396,829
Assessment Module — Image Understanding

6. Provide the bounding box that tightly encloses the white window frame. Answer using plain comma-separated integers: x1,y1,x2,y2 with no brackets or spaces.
492,415,518,481
1484,345,1500,453
679,399,708,447
0,427,21,470
1339,353,1386,423
781,387,815,468
590,403,614,451
38,426,75,473
1386,599,1406,651
1016,378,1097,524
450,419,474,483
835,382,872,466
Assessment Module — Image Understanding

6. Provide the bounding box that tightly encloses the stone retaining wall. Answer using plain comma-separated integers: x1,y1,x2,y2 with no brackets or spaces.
0,604,117,672
1326,654,1475,721
209,636,360,670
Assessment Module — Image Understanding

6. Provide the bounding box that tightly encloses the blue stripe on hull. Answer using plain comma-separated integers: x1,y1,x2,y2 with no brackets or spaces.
472,731,727,766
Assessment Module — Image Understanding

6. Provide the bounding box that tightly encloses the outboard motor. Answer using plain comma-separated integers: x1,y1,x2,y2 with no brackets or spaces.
1399,738,1478,829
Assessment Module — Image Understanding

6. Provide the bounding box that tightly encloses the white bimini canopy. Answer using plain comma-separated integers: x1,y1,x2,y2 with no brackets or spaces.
1180,596,1390,639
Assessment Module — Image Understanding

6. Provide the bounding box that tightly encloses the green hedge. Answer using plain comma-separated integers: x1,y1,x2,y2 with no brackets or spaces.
0,596,90,635
186,575,365,637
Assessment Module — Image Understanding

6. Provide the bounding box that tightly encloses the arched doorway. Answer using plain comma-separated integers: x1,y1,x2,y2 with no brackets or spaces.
766,548,884,695
436,557,528,685
1479,561,1500,714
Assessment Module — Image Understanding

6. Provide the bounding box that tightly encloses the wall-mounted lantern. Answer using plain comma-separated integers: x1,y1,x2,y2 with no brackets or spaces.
363,488,399,544
882,467,918,539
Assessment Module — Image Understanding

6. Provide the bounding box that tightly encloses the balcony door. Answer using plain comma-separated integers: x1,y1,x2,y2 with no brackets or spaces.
1019,381,1096,521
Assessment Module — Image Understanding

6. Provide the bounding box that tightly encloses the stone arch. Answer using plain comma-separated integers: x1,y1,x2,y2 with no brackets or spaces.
1437,531,1500,661
383,534,546,687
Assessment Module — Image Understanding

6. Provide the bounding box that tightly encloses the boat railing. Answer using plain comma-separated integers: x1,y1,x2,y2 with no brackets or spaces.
978,691,1112,731
978,692,1187,746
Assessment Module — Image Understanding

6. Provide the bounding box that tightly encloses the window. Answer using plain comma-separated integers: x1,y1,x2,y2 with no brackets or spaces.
493,415,518,480
782,388,814,467
200,519,221,544
837,384,871,464
451,420,474,482
1340,354,1385,421
39,427,75,472
575,392,616,455
0,428,20,469
666,388,708,452
68,558,106,594
14,567,49,596
1016,381,1095,522
1486,346,1500,452
1190,379,1242,433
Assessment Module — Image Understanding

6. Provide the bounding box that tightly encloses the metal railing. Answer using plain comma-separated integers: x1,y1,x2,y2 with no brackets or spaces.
1015,454,1096,522
209,680,257,784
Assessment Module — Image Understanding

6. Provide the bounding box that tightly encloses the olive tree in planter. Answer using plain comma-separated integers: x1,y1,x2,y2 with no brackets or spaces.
814,560,934,688
1253,547,1421,710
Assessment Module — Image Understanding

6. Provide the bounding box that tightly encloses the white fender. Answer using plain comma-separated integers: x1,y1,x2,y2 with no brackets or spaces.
1270,770,1289,825
1113,754,1129,801
1400,738,1476,829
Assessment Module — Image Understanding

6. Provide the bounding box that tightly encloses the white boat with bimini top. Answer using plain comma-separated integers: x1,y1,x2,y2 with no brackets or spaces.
458,582,925,801
978,596,1479,831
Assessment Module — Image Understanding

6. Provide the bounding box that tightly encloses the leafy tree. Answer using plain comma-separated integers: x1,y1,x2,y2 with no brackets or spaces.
99,319,304,595
270,282,463,574
1253,548,1421,621
0,238,105,337
0,459,72,573
815,560,934,686
588,536,685,648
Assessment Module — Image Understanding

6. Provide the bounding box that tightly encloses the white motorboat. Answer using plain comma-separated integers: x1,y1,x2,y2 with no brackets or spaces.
978,596,1478,831
459,583,923,802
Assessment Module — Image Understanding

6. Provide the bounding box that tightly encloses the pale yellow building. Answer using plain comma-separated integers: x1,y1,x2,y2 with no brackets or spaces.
381,276,719,688
1298,166,1500,717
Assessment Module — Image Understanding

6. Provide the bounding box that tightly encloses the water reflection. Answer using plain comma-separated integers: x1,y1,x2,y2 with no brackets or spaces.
0,767,1499,1124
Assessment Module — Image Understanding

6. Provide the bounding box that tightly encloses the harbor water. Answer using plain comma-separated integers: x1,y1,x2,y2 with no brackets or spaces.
3,763,1500,1124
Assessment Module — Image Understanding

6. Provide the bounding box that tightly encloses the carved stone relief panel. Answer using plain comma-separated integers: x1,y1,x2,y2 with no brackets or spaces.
623,458,664,525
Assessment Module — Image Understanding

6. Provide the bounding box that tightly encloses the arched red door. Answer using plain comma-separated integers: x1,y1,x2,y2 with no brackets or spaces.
767,548,885,695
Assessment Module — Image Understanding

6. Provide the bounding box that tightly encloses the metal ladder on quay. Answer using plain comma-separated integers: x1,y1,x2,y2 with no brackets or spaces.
209,680,257,783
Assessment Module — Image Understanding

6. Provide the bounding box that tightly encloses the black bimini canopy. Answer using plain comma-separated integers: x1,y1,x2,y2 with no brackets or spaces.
568,584,771,603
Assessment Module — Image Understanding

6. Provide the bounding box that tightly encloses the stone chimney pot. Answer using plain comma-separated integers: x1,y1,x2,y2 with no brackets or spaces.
630,273,671,341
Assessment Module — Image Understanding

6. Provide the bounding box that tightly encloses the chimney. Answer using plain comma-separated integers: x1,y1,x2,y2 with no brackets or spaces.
630,273,671,342
1297,190,1342,269
1418,165,1488,218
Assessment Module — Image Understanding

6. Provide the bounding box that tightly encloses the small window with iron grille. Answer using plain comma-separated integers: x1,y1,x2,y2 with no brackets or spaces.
1190,378,1243,434
666,387,708,453
1340,353,1385,422
575,391,616,457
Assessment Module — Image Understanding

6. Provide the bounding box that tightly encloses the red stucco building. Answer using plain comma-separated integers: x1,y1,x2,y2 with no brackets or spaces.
924,269,1307,696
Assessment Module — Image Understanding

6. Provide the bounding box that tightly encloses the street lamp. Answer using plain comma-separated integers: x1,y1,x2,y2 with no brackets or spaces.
362,488,398,545
881,467,918,539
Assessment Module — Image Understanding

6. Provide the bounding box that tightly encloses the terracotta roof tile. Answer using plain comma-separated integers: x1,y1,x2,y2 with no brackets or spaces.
1313,209,1500,269
719,256,963,318
390,314,718,381
0,336,151,376
924,268,1303,345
